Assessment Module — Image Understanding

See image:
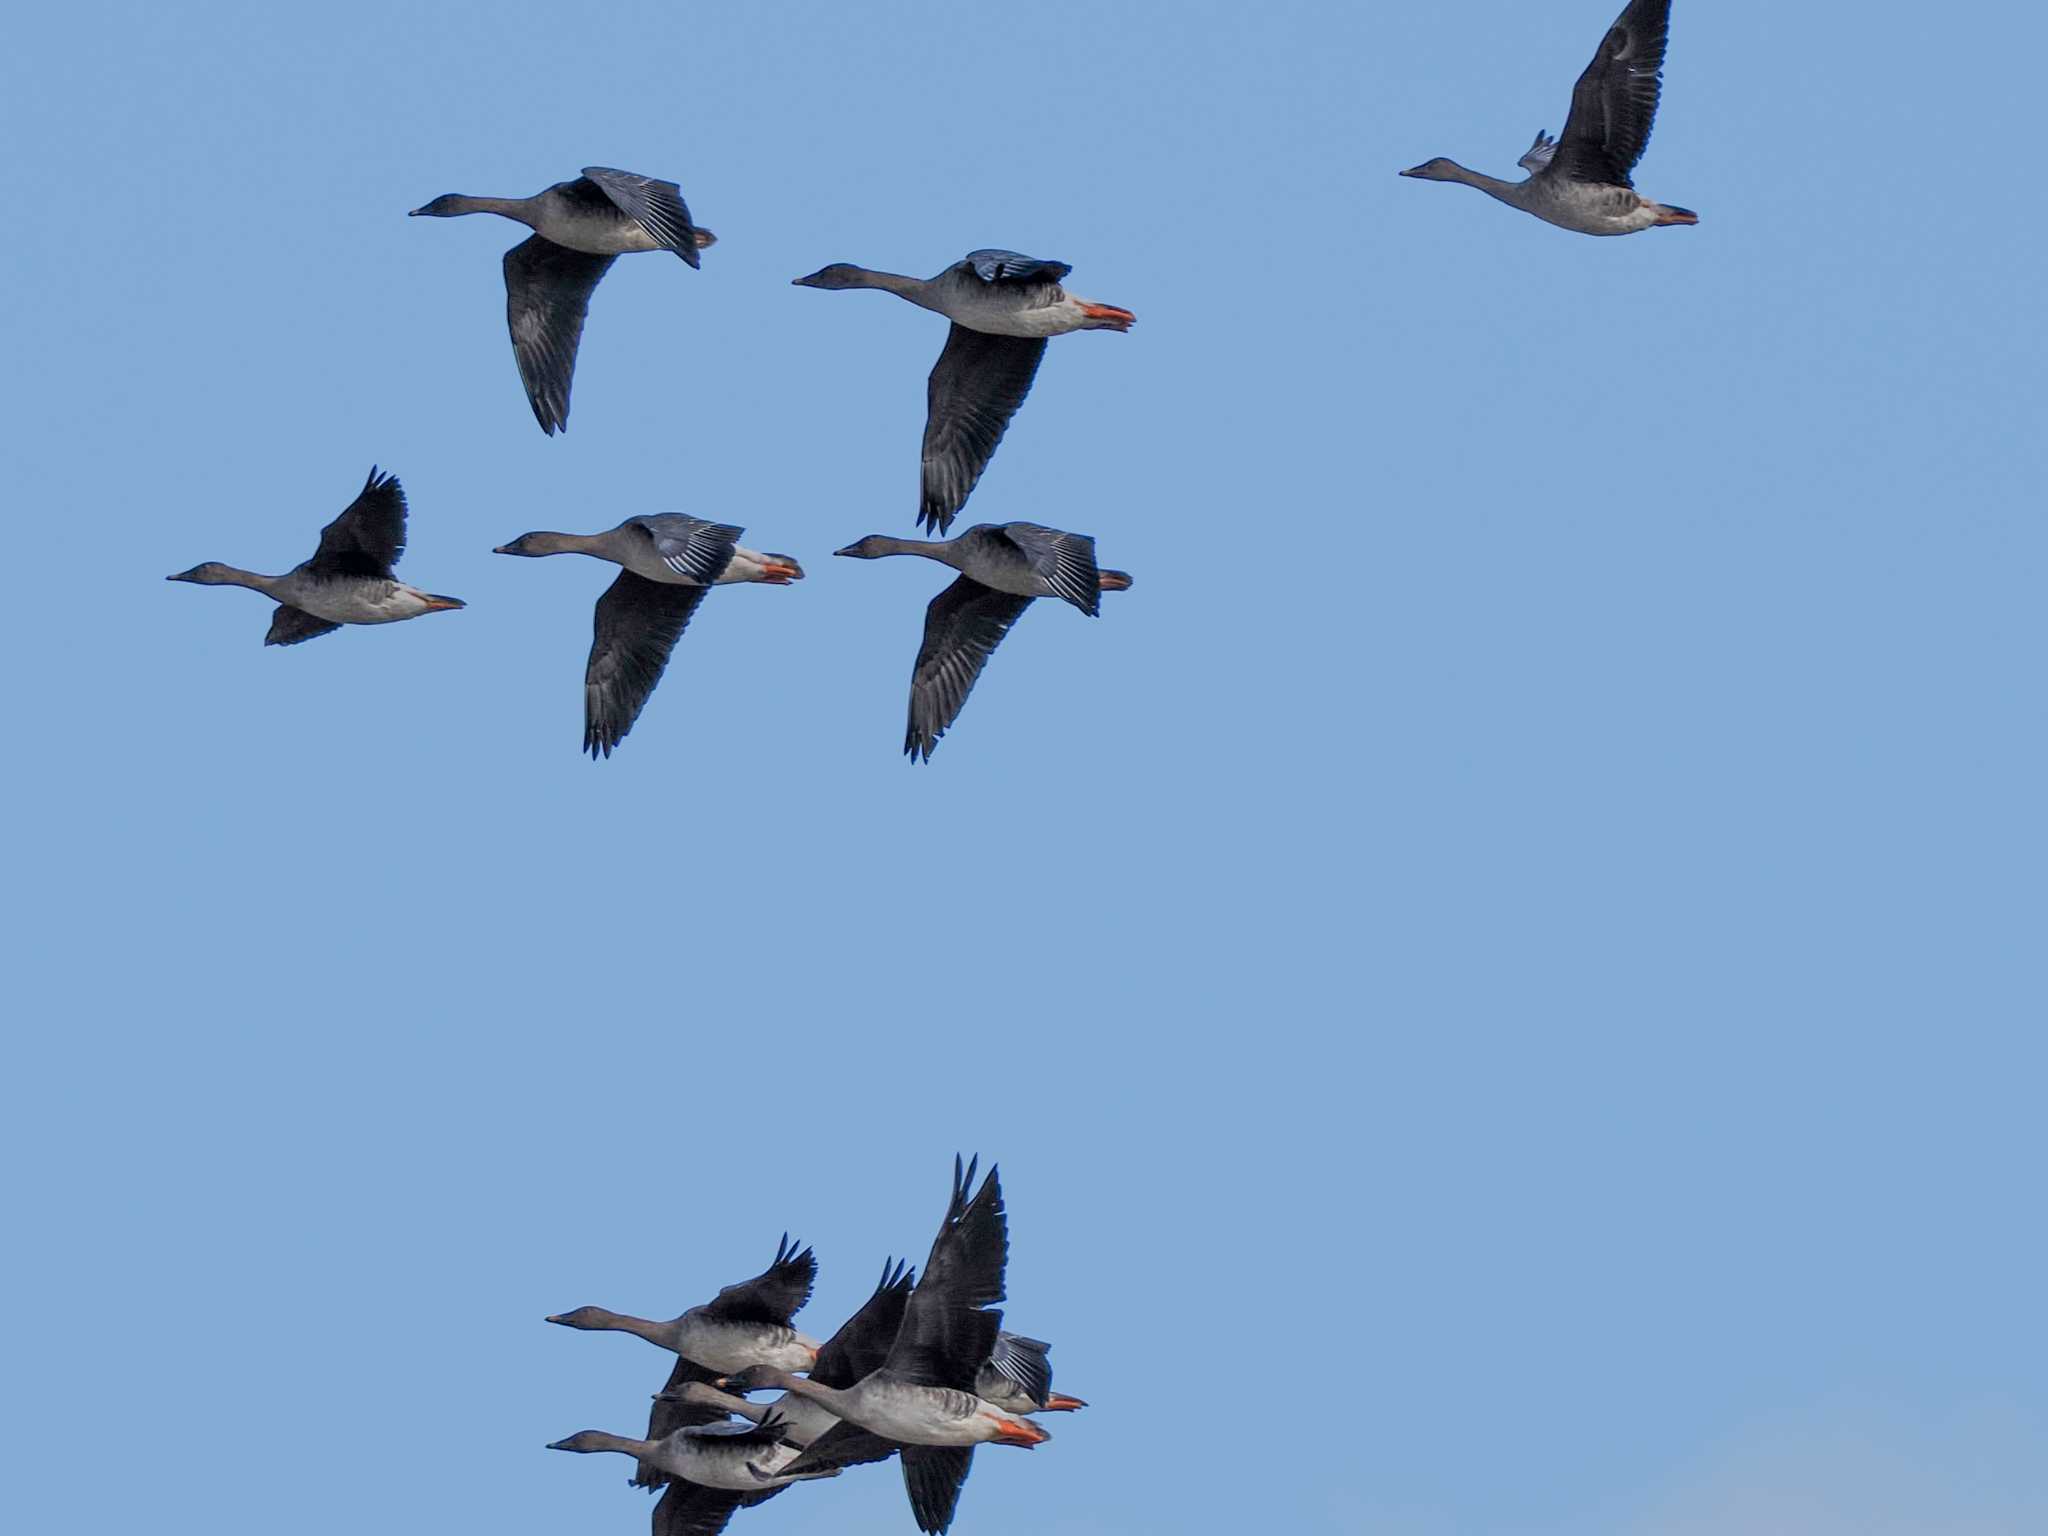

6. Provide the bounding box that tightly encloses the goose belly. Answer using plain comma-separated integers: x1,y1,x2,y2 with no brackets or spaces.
532,203,661,256
944,285,1088,338
1528,183,1659,236
845,1385,989,1446
281,579,431,625
673,1316,816,1374
658,1439,764,1492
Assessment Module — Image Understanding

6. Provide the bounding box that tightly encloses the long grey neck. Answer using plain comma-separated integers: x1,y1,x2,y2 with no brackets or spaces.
445,194,538,223
1444,163,1529,205
208,566,283,595
760,1369,855,1413
578,1431,656,1459
862,535,964,569
526,531,608,559
846,268,942,311
582,1308,684,1349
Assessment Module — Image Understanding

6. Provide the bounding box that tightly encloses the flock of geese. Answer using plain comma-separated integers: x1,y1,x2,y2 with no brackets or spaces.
544,1159,1081,1536
166,0,1694,765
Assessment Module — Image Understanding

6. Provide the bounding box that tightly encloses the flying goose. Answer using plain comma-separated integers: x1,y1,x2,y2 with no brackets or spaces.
411,167,715,432
1401,0,1695,235
720,1158,1050,1536
494,516,803,758
793,251,1133,533
833,523,1132,761
167,467,462,644
548,1411,835,1536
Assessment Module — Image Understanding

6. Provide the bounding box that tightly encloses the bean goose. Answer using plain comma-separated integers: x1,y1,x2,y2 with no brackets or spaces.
834,524,1131,761
494,516,802,758
411,167,715,432
1401,0,1695,235
167,467,462,645
793,251,1133,533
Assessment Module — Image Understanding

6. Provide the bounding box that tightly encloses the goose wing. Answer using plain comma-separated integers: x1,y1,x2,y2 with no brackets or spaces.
503,235,616,435
920,326,1046,535
581,167,706,266
584,570,712,758
626,515,744,583
651,1482,779,1536
1551,0,1672,185
306,466,406,580
996,523,1102,616
980,1332,1053,1408
882,1157,1006,1390
701,1233,817,1326
901,1444,977,1535
776,1418,903,1477
264,605,342,647
959,250,1072,285
904,578,1034,762
813,1258,916,1389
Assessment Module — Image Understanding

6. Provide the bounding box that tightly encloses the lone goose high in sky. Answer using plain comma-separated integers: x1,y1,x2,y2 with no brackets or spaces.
1401,0,1695,235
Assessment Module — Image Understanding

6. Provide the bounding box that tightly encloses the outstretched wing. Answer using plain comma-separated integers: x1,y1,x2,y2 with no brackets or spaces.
504,235,617,434
920,326,1046,535
264,604,342,647
812,1257,916,1389
626,515,744,583
981,1332,1053,1409
996,523,1102,616
701,1234,817,1326
884,1157,1007,1390
580,168,706,266
584,570,712,758
651,1481,779,1536
777,1418,902,1478
307,466,407,579
904,579,1034,763
1553,0,1672,185
959,250,1072,285
901,1444,976,1535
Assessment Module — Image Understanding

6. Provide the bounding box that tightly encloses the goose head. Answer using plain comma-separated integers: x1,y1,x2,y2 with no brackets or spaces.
792,264,869,289
833,535,895,559
166,562,237,584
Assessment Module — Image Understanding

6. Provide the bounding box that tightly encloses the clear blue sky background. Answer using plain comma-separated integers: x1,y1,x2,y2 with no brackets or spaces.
5,1,2044,1531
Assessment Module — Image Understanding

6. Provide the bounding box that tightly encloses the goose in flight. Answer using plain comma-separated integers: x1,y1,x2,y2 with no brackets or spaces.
548,1412,835,1536
167,467,462,645
495,516,803,758
1401,0,1695,235
834,523,1131,761
794,251,1133,533
411,166,715,432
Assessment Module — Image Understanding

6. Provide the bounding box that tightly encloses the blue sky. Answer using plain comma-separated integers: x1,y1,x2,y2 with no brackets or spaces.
5,1,2045,1531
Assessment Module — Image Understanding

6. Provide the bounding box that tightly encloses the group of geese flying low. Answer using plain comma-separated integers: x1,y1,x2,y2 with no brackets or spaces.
545,1158,1082,1536
169,0,1693,762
